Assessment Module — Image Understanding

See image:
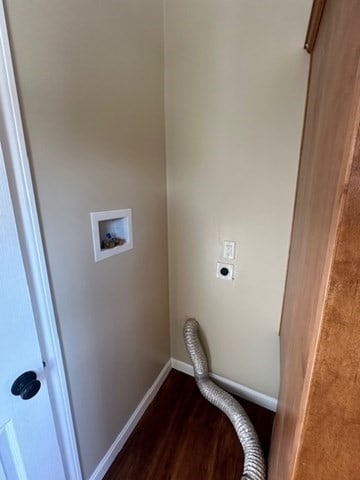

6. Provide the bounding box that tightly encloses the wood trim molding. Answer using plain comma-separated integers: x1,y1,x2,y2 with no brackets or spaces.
304,0,327,53
270,1,360,477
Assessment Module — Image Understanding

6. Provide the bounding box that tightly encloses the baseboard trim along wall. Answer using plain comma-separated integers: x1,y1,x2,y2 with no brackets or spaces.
171,358,278,412
89,357,277,479
88,359,172,480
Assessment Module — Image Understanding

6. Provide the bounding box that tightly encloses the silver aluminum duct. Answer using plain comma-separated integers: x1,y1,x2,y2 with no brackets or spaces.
183,318,266,480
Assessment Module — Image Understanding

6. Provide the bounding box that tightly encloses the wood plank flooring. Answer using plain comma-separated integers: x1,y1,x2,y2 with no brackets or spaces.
104,370,274,480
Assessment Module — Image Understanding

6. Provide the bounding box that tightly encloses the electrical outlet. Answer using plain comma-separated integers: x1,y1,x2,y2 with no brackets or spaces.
216,262,234,280
223,240,236,260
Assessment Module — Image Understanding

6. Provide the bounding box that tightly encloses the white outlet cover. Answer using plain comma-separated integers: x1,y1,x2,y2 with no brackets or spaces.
216,262,234,280
223,240,236,260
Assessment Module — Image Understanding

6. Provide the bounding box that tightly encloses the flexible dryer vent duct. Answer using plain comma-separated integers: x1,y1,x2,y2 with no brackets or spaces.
183,318,266,480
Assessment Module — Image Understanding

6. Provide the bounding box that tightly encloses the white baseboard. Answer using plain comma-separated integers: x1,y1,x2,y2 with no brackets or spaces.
171,358,277,412
89,357,277,480
88,359,172,480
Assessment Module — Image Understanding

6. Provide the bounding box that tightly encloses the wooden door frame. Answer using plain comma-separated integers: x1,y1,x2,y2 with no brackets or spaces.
0,3,82,479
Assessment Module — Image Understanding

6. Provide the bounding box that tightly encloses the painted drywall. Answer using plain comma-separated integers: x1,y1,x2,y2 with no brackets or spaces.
165,0,311,398
5,1,169,478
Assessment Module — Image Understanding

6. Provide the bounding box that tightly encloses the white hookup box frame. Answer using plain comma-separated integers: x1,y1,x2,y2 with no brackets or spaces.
90,208,133,262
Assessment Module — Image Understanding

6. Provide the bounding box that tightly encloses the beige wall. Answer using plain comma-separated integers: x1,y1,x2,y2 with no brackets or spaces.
5,1,169,478
5,0,311,474
165,0,311,398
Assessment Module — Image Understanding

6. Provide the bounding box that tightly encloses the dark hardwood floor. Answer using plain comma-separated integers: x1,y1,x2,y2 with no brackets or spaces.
104,369,274,480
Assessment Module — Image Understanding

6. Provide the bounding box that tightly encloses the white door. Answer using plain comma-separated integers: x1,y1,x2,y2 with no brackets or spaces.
0,143,66,480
